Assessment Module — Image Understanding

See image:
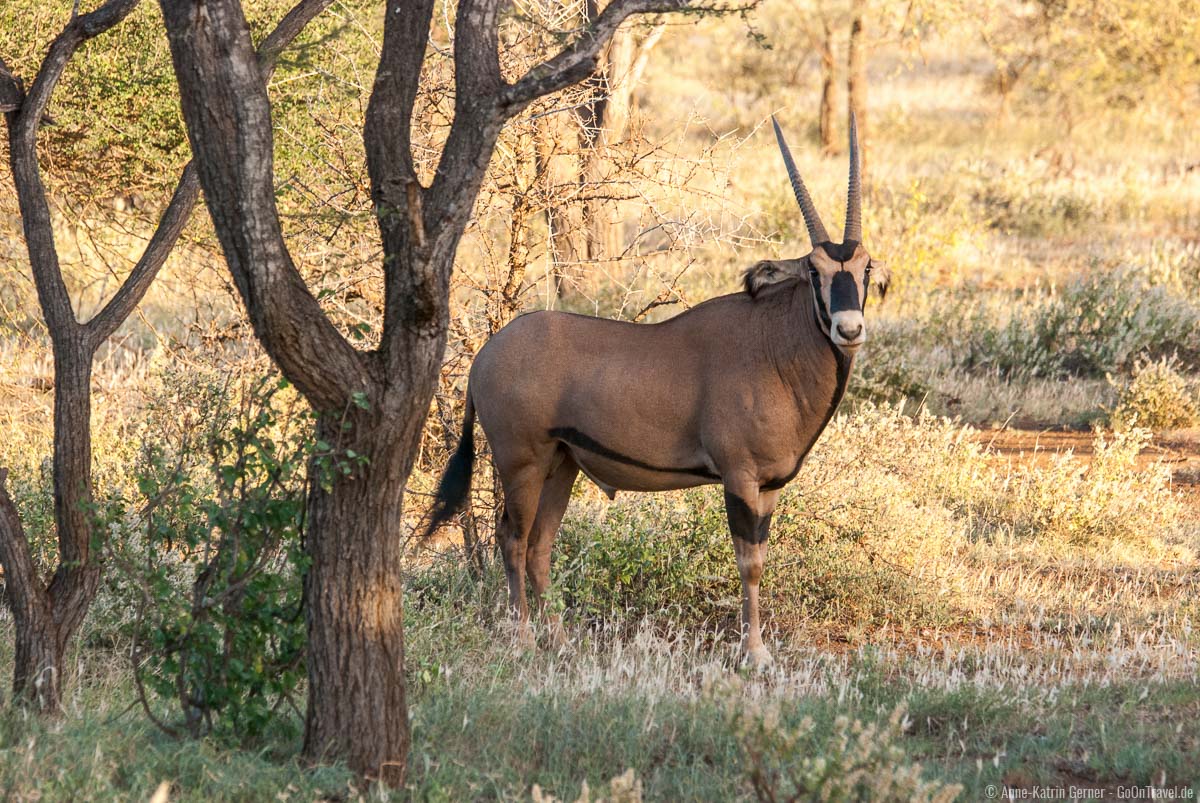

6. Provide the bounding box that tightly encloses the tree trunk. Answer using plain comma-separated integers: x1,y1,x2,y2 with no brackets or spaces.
847,0,867,181
818,21,837,154
539,18,662,300
303,416,412,785
0,346,99,712
160,0,696,787
581,25,635,264
535,119,587,302
11,604,61,709
33,348,101,706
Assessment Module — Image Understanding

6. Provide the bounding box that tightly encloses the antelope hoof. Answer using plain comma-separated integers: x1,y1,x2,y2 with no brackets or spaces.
511,621,536,652
546,617,568,650
742,645,774,671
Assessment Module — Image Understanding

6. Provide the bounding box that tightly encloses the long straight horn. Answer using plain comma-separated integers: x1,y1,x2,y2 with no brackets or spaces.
844,111,862,243
771,115,829,246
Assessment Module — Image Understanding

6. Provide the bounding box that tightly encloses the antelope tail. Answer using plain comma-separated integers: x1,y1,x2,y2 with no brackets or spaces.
422,390,476,539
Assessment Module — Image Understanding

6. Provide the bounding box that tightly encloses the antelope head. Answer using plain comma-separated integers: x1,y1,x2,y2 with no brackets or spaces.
765,114,888,353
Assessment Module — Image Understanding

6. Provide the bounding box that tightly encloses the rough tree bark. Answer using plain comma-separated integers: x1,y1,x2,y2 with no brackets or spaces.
157,0,692,785
847,0,867,180
0,0,332,713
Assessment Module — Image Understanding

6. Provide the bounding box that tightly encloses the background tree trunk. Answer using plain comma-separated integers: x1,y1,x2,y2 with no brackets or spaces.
539,15,664,301
818,20,837,154
580,24,634,264
535,117,588,301
847,0,867,181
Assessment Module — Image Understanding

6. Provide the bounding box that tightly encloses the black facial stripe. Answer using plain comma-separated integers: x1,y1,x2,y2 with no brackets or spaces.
725,491,772,545
809,275,832,332
549,427,720,480
829,271,860,313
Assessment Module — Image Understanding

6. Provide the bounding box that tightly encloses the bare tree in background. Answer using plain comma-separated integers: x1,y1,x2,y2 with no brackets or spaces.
847,0,867,179
0,0,327,712
816,10,838,153
157,0,702,785
537,5,666,298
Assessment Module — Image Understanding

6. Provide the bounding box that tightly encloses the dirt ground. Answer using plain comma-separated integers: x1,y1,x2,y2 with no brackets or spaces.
978,427,1200,508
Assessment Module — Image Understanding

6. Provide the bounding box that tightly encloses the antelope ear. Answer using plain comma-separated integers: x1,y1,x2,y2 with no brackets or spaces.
742,258,808,298
870,260,890,301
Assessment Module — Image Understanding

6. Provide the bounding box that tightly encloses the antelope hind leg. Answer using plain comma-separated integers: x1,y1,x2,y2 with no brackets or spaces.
525,451,578,648
496,463,549,650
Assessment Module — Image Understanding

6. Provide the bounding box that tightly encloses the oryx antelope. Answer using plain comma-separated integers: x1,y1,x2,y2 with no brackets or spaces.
427,115,886,666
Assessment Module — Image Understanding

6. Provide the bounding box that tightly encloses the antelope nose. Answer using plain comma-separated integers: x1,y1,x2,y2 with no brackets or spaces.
836,322,863,340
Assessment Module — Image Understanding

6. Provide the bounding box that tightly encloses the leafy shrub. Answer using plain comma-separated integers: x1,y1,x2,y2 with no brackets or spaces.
553,490,739,628
948,270,1200,379
731,700,961,802
105,372,311,744
849,320,933,405
982,426,1182,548
1107,355,1200,431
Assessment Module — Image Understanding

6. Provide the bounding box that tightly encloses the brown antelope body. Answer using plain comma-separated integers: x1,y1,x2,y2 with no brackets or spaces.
427,116,885,666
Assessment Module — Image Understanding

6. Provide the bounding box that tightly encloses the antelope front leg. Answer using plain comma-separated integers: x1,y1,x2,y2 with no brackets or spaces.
724,482,779,669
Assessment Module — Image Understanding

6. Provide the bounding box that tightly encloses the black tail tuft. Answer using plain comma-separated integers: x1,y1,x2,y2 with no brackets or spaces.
422,392,476,540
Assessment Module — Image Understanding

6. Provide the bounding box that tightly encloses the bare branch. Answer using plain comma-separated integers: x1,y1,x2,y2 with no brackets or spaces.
500,0,691,115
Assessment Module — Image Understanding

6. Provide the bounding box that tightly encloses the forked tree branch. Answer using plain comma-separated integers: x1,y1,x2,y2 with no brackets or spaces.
365,0,438,358
374,0,702,371
3,0,139,340
365,0,437,195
